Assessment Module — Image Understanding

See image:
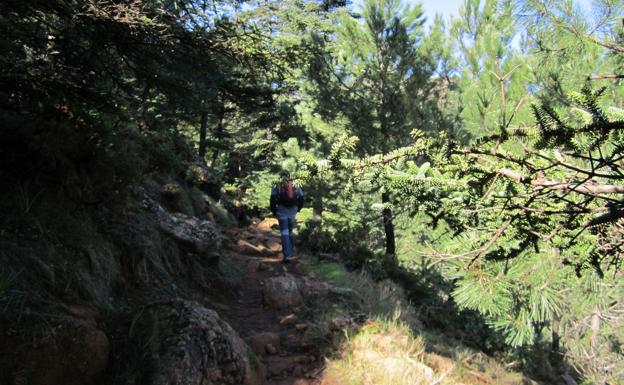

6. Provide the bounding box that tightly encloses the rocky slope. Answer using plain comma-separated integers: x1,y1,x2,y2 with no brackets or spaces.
0,169,339,385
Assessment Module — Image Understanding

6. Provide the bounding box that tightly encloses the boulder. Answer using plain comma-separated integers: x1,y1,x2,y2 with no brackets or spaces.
0,316,109,385
134,300,265,385
159,212,220,255
263,275,303,309
140,190,220,256
263,276,359,310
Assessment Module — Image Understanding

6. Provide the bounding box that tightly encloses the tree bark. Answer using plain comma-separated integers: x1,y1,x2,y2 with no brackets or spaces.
198,105,208,159
381,191,396,259
589,73,624,80
312,180,324,218
211,104,224,164
551,315,560,353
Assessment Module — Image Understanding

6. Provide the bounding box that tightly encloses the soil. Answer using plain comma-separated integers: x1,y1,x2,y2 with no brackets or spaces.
218,218,324,385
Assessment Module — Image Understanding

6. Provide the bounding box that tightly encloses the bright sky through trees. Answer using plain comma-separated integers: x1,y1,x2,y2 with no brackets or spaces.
416,0,463,26
352,0,594,29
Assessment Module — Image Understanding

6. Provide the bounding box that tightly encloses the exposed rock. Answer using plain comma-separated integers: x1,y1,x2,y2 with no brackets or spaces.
295,323,308,332
263,275,360,310
133,300,265,385
266,239,282,253
263,275,303,309
257,218,279,232
265,344,278,355
246,332,280,356
185,160,217,189
159,212,220,255
330,316,354,331
142,190,221,256
235,240,270,257
279,314,297,326
0,316,109,385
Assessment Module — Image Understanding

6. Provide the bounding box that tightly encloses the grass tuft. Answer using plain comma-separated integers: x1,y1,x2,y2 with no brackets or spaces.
323,318,432,385
299,254,533,385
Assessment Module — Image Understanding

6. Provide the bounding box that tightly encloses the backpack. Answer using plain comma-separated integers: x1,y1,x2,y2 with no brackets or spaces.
277,181,297,207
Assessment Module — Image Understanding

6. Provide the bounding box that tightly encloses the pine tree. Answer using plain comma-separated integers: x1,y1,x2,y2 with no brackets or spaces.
308,0,440,260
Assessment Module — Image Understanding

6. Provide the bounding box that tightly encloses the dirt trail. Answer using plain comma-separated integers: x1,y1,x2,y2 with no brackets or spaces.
218,219,324,385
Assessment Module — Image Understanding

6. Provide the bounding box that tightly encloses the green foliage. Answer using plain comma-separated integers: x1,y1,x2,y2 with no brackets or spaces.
288,3,624,381
304,260,351,287
3,0,624,382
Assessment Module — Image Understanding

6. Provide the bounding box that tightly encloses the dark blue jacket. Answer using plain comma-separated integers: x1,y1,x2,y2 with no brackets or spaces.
270,184,304,218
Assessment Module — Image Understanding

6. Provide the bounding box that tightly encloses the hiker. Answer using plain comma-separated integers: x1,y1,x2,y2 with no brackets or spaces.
270,170,304,263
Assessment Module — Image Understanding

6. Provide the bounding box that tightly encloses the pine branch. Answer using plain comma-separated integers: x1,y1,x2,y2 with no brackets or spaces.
497,168,624,194
589,73,624,81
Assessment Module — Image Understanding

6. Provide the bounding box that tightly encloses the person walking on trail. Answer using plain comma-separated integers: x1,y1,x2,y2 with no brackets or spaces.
270,170,304,263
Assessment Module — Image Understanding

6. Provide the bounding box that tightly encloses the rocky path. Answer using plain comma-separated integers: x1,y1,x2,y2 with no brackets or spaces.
218,219,324,385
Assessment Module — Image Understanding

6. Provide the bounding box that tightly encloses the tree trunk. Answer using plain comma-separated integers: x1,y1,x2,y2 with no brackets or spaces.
211,107,224,164
212,115,223,164
312,180,324,218
198,105,208,159
138,82,151,130
551,315,560,353
381,191,396,259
